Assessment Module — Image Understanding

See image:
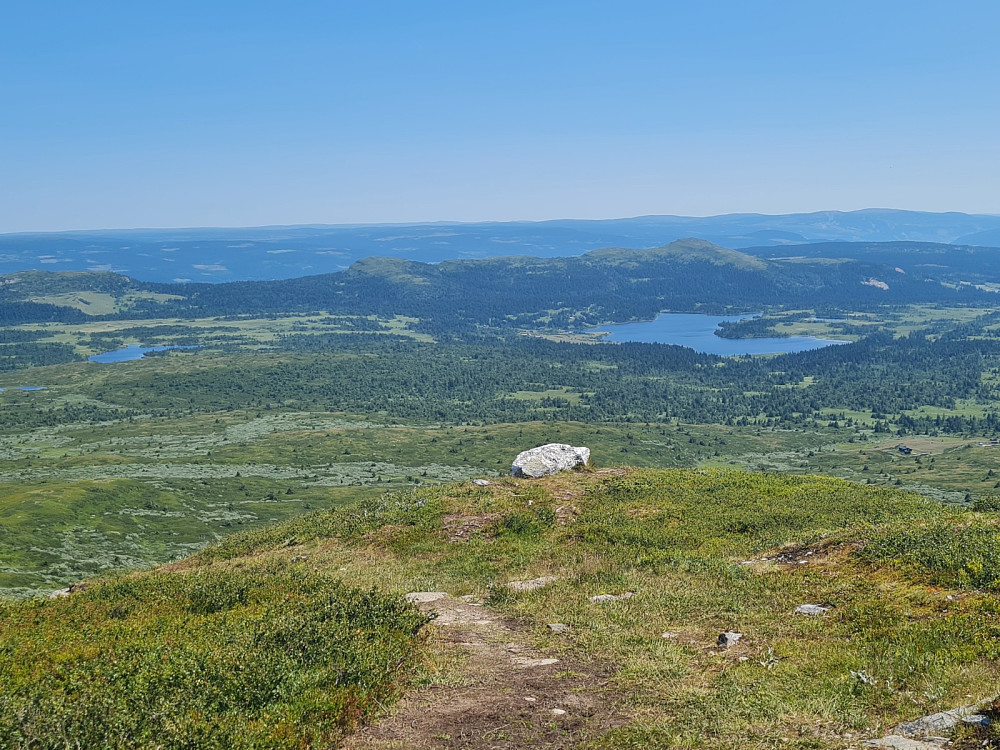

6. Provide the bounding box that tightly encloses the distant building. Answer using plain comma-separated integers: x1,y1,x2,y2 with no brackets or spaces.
897,445,913,455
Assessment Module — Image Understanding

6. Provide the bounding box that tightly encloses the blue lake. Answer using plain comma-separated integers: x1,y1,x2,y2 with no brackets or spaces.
88,345,196,364
0,386,47,392
593,313,848,355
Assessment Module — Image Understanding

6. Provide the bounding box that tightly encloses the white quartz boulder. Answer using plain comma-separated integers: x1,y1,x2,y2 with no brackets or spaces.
511,443,590,478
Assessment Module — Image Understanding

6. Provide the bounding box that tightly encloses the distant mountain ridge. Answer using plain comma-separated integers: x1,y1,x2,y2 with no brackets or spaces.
1,209,999,283
1,239,991,329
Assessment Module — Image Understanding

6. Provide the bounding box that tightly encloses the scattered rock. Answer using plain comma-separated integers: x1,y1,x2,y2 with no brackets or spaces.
794,603,830,616
864,736,946,749
961,714,991,727
506,576,558,592
717,631,743,649
524,696,537,703
895,703,985,737
405,591,448,604
48,588,71,599
472,479,491,487
661,632,678,639
511,443,590,478
588,591,634,603
547,623,571,633
511,656,560,669
290,555,309,563
551,708,567,716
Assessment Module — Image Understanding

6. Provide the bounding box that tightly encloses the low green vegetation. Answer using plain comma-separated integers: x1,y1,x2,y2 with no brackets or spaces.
28,467,984,749
0,566,429,749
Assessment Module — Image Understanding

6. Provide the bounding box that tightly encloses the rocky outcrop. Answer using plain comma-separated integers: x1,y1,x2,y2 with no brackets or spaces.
511,444,590,478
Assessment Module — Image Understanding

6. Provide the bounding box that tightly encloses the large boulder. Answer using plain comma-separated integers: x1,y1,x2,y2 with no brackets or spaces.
511,443,590,478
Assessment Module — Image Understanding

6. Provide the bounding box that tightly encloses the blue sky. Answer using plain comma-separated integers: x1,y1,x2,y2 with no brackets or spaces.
1,1,998,231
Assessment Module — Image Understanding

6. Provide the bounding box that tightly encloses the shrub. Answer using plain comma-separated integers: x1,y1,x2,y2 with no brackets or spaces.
0,566,430,749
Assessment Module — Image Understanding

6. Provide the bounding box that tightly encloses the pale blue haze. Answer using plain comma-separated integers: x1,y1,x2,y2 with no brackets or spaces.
2,1,998,231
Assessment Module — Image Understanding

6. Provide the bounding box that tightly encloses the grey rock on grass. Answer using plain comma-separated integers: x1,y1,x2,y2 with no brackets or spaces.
588,591,634,603
717,631,743,649
794,603,830,616
506,576,558,592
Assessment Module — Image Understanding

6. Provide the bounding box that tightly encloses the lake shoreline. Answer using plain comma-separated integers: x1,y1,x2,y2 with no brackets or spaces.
587,312,848,355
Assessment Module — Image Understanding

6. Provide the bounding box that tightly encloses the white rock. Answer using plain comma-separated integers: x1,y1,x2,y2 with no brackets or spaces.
794,604,830,616
547,623,571,633
472,479,491,487
551,708,567,715
864,736,948,749
511,444,590,478
512,656,560,668
506,576,558,592
589,591,634,603
718,631,743,649
405,591,448,603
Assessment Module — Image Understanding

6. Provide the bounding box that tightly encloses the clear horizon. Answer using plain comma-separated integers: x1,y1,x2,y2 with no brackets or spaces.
3,1,998,233
3,206,1000,237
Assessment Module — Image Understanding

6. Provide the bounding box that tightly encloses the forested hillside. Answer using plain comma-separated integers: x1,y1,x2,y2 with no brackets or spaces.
0,239,990,328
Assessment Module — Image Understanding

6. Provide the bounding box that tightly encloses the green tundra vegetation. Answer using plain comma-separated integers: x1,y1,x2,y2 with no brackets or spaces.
3,469,999,748
3,285,1000,594
0,566,429,749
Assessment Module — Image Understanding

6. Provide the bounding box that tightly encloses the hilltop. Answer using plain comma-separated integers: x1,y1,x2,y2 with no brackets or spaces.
3,467,999,749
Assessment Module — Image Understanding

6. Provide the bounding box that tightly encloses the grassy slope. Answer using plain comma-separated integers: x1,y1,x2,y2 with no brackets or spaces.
6,468,993,749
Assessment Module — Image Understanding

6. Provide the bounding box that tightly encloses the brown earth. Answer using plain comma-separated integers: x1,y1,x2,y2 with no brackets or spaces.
343,592,625,749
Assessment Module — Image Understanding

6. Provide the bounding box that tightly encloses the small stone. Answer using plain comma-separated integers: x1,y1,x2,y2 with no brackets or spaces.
547,623,571,633
506,576,558,592
290,555,309,563
405,592,448,603
588,591,635,603
524,697,537,703
511,656,560,668
718,631,743,649
794,604,830,616
472,479,491,487
864,736,948,749
48,588,71,599
661,632,679,639
551,708,567,716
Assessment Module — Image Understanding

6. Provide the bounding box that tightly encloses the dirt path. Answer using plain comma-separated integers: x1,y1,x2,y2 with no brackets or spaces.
343,592,623,749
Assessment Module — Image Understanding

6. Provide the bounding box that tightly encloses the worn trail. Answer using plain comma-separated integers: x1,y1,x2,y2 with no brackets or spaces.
344,592,623,749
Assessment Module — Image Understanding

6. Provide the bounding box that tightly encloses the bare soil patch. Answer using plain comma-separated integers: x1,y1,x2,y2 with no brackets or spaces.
344,594,625,749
